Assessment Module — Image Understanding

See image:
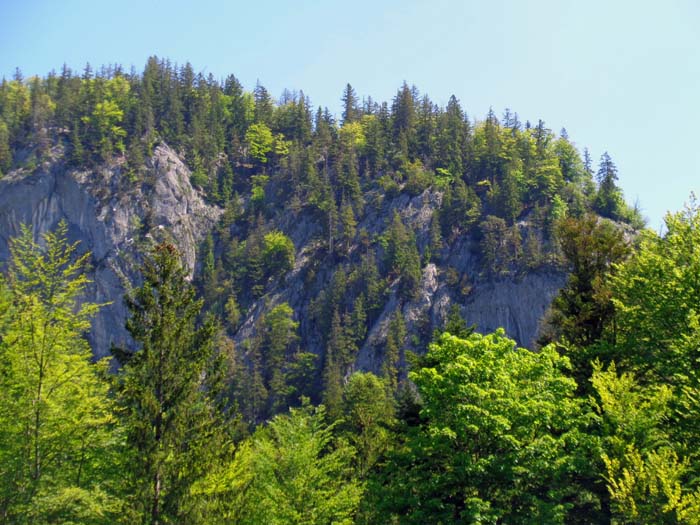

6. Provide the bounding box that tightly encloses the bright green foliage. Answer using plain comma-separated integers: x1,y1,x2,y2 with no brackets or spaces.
339,121,366,150
262,230,295,278
82,98,127,160
554,135,586,183
591,362,672,458
342,372,395,477
250,174,269,207
371,330,589,524
403,159,433,196
0,79,30,139
245,122,274,164
116,243,225,524
603,446,700,524
607,200,700,380
592,362,700,524
600,200,700,476
0,118,10,174
0,223,121,523
197,403,363,524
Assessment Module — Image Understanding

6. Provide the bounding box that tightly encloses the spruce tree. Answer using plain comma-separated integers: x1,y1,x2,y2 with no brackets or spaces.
116,243,224,524
341,83,360,124
382,312,406,397
595,152,623,219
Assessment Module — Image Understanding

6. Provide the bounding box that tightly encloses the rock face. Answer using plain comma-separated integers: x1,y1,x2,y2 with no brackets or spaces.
0,144,222,357
233,187,568,375
0,147,566,371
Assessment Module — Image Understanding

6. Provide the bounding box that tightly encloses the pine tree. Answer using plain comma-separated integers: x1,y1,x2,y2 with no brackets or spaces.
382,312,406,397
261,303,299,414
322,310,346,420
116,243,224,524
385,212,422,299
436,95,469,177
68,120,84,166
253,81,274,125
595,152,623,219
338,198,357,254
341,83,360,124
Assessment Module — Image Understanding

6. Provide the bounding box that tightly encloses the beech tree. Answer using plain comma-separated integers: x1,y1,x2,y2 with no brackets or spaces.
368,330,595,524
0,223,121,523
196,403,363,524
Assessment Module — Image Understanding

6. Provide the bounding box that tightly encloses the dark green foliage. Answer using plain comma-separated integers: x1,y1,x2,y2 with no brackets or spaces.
382,311,406,397
322,310,350,421
384,212,422,300
259,303,299,414
435,95,470,177
441,303,474,338
594,152,624,220
341,83,360,124
479,215,522,274
116,243,226,524
539,214,631,387
0,58,642,246
440,178,481,237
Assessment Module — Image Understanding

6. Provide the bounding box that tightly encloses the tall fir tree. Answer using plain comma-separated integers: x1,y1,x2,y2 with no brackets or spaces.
115,243,225,524
341,83,360,124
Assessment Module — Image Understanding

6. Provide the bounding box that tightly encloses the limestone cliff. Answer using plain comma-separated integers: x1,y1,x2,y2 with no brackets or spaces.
0,144,222,357
232,188,568,374
0,145,566,372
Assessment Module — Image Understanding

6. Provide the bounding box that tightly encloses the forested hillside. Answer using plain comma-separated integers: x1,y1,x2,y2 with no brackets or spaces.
2,58,698,524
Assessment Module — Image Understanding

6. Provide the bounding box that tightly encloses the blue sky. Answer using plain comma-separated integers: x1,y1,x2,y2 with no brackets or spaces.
2,0,698,230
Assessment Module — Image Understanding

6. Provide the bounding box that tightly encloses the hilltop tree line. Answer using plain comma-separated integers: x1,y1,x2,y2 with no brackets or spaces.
0,57,639,230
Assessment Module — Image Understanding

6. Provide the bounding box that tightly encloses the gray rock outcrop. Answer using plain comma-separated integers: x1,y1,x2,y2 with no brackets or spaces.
0,144,222,358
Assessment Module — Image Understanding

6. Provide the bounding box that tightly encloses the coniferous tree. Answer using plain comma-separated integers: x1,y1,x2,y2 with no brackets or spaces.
261,303,299,414
253,81,274,126
0,118,12,174
341,83,360,124
595,151,623,219
382,311,406,397
322,309,347,421
116,243,224,524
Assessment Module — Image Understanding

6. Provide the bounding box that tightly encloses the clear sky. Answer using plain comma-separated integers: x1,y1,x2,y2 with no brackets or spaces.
2,0,698,230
